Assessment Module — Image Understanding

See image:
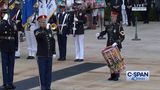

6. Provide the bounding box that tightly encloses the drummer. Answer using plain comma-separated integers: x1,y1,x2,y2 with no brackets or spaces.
97,11,125,81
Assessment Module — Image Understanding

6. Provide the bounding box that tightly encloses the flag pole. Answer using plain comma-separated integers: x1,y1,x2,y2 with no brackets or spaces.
7,0,10,19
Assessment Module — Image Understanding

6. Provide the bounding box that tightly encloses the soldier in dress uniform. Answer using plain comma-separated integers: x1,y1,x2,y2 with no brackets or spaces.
72,0,86,62
34,15,56,90
97,11,125,81
14,1,23,59
57,3,70,61
0,9,18,89
25,13,38,59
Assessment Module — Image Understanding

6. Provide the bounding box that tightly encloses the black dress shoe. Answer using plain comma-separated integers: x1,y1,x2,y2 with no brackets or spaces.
60,59,66,61
15,56,20,59
27,56,35,59
58,58,66,61
108,77,113,81
57,58,62,60
108,74,115,81
11,85,16,89
74,59,84,62
58,59,66,61
74,59,79,62
4,84,16,89
78,59,84,62
113,73,120,81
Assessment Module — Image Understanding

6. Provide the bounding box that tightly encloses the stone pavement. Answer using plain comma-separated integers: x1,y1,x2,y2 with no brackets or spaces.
0,22,160,90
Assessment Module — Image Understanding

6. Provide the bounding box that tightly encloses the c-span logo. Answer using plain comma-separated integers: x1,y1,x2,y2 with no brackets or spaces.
126,71,150,81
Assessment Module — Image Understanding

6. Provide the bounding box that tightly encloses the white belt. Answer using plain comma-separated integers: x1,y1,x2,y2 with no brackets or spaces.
59,24,67,26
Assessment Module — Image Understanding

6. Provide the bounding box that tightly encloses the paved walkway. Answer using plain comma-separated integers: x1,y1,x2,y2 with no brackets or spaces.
0,22,160,90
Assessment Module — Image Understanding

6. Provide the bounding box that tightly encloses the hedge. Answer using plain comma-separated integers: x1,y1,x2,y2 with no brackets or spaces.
104,7,157,21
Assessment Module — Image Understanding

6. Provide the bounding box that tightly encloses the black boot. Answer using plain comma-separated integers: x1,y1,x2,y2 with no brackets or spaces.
108,73,115,81
113,73,120,81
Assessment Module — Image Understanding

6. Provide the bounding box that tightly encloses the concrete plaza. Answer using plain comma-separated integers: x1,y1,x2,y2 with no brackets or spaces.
0,22,160,90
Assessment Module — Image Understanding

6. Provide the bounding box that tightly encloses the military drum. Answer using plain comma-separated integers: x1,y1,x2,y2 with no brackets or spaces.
101,46,125,73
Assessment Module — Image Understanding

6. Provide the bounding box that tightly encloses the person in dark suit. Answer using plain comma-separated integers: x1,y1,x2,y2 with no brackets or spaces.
97,11,125,81
0,9,18,89
105,0,111,6
125,0,135,26
34,15,56,90
139,0,151,24
56,3,70,61
155,0,160,21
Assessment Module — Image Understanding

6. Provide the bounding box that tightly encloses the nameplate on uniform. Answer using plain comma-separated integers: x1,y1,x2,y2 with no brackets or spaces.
132,7,147,11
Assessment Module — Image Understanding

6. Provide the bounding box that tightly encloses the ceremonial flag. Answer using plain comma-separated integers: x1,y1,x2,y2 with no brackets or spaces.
66,0,74,7
22,0,37,26
38,0,57,20
38,0,47,17
47,0,57,20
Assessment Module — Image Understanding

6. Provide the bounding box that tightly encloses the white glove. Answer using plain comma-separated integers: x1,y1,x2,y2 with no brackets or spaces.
74,17,78,21
3,14,9,20
46,23,50,29
112,42,118,47
53,54,56,59
73,27,76,31
16,20,20,24
96,33,100,37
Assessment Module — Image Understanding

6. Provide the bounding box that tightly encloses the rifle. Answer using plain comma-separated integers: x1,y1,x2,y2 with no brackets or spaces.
66,6,107,14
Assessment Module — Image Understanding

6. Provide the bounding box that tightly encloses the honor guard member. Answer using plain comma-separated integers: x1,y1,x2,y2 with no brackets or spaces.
72,0,86,62
14,1,23,58
121,0,128,25
34,15,56,90
0,9,18,89
25,13,38,59
57,3,70,61
97,11,125,81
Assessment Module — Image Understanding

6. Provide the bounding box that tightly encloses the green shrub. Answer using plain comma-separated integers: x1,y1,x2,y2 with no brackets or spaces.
104,7,157,21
